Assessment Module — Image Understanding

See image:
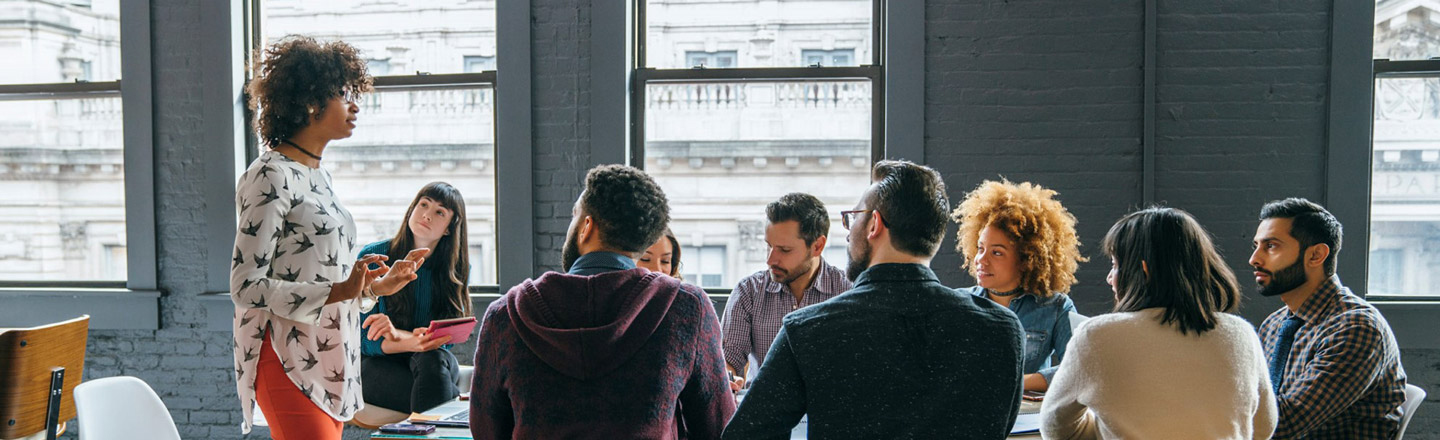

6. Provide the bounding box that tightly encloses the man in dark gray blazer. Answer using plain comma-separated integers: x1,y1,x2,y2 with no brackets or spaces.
723,160,1025,440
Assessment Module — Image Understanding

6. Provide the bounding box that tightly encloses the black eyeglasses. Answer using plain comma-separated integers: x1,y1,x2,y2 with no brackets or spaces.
339,89,362,104
840,209,873,229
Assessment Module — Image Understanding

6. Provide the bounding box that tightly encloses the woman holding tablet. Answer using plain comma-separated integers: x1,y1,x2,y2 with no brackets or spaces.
358,182,474,414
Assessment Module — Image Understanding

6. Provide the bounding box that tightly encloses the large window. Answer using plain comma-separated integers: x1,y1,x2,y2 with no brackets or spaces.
252,0,499,286
0,0,125,282
1370,0,1440,297
636,0,879,289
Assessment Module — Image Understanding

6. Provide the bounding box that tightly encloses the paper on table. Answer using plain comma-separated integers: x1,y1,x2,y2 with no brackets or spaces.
1011,413,1042,434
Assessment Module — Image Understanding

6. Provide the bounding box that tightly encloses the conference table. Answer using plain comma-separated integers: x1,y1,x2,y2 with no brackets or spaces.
372,398,1044,439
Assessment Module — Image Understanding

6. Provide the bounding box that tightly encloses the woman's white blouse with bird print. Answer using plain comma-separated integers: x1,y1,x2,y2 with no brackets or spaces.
230,150,367,433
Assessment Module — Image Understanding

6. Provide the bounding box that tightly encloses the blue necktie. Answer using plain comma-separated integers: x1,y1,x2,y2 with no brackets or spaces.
1268,316,1304,394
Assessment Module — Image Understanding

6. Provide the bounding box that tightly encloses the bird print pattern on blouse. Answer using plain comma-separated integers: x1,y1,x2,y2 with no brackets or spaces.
229,150,367,434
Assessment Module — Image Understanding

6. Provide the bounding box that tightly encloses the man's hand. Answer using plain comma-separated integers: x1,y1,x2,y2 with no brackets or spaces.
727,365,747,393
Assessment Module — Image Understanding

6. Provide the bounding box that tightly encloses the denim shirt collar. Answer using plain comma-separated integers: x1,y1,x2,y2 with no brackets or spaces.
566,251,636,276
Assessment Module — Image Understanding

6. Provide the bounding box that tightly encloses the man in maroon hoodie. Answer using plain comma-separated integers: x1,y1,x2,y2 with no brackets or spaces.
469,164,735,439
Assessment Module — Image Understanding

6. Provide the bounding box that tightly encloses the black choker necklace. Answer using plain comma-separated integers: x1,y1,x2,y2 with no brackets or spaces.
987,287,1024,297
280,139,322,161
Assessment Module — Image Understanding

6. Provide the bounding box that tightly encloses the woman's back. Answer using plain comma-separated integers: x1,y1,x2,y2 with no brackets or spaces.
1041,308,1276,440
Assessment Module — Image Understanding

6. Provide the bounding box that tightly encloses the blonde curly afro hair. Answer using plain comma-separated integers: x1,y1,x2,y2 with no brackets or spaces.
951,180,1086,298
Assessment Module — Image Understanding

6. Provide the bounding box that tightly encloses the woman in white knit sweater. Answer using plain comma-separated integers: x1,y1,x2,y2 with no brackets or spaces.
1041,207,1277,440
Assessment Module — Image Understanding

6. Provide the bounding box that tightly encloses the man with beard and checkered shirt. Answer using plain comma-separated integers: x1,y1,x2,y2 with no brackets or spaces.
1251,198,1407,439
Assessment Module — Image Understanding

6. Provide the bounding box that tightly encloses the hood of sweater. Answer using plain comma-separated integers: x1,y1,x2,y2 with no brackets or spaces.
504,268,681,380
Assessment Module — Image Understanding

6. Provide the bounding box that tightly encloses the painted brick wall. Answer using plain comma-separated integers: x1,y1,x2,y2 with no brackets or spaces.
1153,0,1333,325
529,0,593,275
57,0,1439,438
924,0,1144,317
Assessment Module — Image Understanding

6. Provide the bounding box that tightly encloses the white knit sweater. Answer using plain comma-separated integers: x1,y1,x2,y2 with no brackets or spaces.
1040,308,1277,440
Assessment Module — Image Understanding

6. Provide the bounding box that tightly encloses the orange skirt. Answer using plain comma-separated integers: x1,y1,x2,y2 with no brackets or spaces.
254,331,343,440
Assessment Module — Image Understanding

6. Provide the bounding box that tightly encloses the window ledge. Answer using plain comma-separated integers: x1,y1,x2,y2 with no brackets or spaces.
200,291,510,331
1373,301,1440,349
201,291,734,331
0,288,161,330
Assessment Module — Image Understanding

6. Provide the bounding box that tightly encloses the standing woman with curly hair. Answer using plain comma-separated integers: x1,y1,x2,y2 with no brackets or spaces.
951,180,1087,392
231,36,428,439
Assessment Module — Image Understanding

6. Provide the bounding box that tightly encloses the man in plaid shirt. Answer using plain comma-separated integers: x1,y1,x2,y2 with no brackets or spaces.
721,193,852,391
1250,198,1407,439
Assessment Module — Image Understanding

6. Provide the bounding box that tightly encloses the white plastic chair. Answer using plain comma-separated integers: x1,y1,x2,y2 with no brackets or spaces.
1069,311,1089,333
1397,384,1427,440
73,376,181,440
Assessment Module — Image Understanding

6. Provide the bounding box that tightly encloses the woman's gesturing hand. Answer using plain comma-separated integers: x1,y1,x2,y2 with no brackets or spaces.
371,248,431,296
326,253,390,304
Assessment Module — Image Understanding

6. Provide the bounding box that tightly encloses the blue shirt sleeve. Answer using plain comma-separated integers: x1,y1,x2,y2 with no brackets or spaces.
360,297,388,357
1039,296,1077,384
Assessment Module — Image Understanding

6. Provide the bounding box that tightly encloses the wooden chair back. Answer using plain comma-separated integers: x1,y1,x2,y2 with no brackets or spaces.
0,316,89,439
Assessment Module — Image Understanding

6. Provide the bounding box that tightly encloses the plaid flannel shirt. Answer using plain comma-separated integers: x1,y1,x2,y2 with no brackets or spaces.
1260,275,1407,439
721,259,851,374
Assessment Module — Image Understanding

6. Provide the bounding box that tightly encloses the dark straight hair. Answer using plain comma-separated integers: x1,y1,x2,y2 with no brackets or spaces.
1102,207,1241,335
663,228,684,279
1259,197,1343,276
766,193,830,247
385,182,472,330
866,160,950,257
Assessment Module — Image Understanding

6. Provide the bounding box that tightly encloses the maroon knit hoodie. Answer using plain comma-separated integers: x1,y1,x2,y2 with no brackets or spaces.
469,268,735,439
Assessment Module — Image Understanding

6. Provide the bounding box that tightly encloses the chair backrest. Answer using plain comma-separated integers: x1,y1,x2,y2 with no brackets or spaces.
1397,383,1427,440
73,376,180,440
1069,311,1090,333
0,316,89,439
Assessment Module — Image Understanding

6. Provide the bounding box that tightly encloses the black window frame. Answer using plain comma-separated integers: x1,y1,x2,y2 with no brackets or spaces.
629,0,886,168
1367,58,1440,301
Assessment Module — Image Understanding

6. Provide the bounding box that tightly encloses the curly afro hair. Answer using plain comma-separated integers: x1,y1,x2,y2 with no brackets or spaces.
951,180,1086,297
247,35,372,149
580,165,671,255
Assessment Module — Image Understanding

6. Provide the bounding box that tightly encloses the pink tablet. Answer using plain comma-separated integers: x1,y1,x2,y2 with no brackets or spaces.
426,316,477,344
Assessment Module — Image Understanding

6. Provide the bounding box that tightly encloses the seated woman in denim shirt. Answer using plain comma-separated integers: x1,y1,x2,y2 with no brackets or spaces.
951,180,1086,392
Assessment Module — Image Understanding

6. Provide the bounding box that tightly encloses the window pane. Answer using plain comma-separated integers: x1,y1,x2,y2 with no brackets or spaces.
681,245,728,288
322,87,497,286
1371,77,1440,296
647,80,870,288
0,97,126,281
261,0,497,75
1375,0,1440,61
0,0,121,84
645,0,873,68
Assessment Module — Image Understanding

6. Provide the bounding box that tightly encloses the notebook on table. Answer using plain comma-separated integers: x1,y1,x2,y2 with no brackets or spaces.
410,398,470,428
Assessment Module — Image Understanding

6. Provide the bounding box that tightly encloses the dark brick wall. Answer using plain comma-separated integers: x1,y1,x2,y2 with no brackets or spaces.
58,0,1438,438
